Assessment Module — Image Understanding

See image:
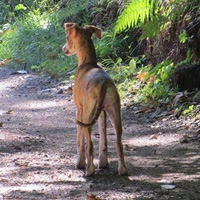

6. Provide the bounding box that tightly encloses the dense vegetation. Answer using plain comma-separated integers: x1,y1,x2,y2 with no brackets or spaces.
0,0,199,114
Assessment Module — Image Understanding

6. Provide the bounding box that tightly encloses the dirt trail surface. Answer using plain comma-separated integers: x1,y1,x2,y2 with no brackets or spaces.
0,67,200,200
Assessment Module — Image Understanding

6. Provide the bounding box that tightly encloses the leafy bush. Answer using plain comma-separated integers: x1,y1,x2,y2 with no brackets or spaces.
0,9,70,75
96,28,132,62
106,57,176,105
0,1,96,77
135,60,175,103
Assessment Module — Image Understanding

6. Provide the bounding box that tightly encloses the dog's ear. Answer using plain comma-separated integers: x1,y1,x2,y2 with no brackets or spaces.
85,25,101,39
64,23,77,35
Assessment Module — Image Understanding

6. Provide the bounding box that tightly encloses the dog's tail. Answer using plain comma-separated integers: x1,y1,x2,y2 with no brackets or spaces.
76,84,107,127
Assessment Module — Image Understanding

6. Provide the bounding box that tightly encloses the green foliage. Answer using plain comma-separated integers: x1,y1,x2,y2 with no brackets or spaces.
185,49,193,62
0,0,38,25
139,15,168,40
14,4,27,11
174,103,199,118
108,57,176,104
115,0,171,40
0,26,15,59
115,0,155,34
182,105,194,115
96,31,117,59
115,0,199,41
102,56,140,100
179,30,187,43
136,60,175,103
56,0,93,24
1,10,57,65
96,29,131,62
105,57,136,83
0,0,93,77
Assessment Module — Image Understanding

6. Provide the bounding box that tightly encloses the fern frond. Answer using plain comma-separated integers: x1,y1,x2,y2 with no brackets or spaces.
139,15,169,40
115,0,156,34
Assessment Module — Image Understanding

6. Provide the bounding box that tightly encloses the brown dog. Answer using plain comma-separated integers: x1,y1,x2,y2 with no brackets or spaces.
62,23,127,176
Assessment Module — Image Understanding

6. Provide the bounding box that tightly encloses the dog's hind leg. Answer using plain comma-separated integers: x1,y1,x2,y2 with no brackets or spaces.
83,126,95,176
76,108,86,169
98,110,108,169
106,102,128,176
82,101,97,176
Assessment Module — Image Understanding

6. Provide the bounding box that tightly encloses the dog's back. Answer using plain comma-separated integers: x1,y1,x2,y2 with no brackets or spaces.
74,62,120,127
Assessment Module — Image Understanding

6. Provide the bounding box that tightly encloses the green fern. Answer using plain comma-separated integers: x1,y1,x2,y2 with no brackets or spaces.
139,15,168,40
115,0,155,34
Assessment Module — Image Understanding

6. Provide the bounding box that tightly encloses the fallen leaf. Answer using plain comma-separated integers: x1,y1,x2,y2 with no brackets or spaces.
87,194,102,200
150,135,158,140
136,72,154,83
0,58,11,66
20,165,27,169
136,72,148,80
15,162,28,168
0,179,9,183
134,107,152,114
5,109,13,114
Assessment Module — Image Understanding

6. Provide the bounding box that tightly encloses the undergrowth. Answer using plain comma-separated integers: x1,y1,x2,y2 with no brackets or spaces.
0,0,197,108
0,3,177,105
105,57,176,106
0,0,94,77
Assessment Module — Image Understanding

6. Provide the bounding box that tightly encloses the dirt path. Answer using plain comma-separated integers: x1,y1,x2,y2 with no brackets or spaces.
0,67,200,200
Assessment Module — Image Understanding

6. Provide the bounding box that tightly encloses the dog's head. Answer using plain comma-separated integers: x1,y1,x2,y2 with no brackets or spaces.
62,23,101,56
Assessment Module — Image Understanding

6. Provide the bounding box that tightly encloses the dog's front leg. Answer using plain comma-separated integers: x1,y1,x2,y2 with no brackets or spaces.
84,127,95,176
98,111,108,169
76,109,86,169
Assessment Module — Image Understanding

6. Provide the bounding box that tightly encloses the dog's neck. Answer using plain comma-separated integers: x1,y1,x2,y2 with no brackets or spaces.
76,39,97,67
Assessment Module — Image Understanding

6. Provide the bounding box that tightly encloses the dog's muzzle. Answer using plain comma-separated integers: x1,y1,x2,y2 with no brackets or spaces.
62,44,75,56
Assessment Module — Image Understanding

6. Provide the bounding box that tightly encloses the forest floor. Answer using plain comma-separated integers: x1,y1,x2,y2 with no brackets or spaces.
0,67,200,200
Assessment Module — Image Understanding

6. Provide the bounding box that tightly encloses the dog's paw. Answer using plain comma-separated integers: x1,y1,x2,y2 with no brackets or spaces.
76,157,86,169
98,160,108,169
118,165,128,176
98,153,108,169
86,164,95,176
